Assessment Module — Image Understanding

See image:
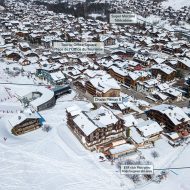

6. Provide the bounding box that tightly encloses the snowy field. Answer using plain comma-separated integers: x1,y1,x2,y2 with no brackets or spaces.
140,144,190,190
0,100,127,190
1,98,190,190
162,0,190,10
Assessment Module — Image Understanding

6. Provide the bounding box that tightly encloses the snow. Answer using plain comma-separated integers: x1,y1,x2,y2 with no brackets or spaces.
66,105,81,113
0,86,23,117
0,71,188,189
19,42,30,48
73,112,98,136
137,15,162,25
0,5,5,11
71,105,119,136
109,65,128,76
151,64,175,75
130,127,147,144
1,4,190,188
140,138,190,190
164,88,182,98
90,74,120,93
123,114,138,127
7,112,40,128
0,100,124,190
165,132,180,140
145,79,159,86
179,58,190,68
109,143,136,155
162,0,190,10
50,71,66,81
123,101,142,114
151,104,190,125
88,13,104,19
136,120,163,138
15,86,55,111
86,106,118,127
153,91,168,101
157,83,170,91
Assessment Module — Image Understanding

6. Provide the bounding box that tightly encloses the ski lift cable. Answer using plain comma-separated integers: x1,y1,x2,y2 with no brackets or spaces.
154,166,190,171
0,82,62,87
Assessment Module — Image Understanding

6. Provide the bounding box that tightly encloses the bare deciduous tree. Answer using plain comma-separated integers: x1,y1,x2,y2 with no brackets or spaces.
151,151,159,159
127,174,141,183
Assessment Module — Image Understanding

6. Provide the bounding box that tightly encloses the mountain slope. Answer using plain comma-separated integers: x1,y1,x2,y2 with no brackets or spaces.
162,0,190,10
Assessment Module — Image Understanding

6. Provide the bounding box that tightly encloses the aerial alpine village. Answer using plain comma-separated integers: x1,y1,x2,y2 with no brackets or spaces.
0,0,190,189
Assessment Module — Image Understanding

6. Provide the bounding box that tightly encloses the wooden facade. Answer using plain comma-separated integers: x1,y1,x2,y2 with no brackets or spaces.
125,75,137,88
6,52,21,61
108,68,126,84
11,118,41,136
85,81,96,96
101,37,115,46
66,111,126,151
125,75,150,88
108,68,150,88
152,68,176,81
178,60,190,70
19,44,31,52
85,81,120,97
147,109,189,134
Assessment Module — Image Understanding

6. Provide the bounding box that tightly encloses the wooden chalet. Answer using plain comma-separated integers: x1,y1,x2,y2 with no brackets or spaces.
147,104,190,136
178,58,190,70
151,64,176,81
66,106,126,151
85,74,120,97
19,42,31,52
9,113,41,136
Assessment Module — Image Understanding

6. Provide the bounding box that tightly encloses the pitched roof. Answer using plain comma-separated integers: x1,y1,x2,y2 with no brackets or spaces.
150,104,190,125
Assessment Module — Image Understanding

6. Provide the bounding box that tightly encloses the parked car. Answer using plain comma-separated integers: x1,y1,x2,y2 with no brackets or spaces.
168,140,181,147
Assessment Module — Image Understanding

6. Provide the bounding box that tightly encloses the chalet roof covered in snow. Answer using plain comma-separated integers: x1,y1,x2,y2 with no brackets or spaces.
152,64,176,75
66,105,82,116
19,42,30,48
128,70,150,81
123,114,138,127
86,106,118,127
135,119,163,137
129,126,147,144
150,104,190,125
8,112,40,128
99,34,115,42
157,83,170,91
109,65,128,76
84,70,106,78
164,87,182,97
153,91,168,101
71,106,118,136
179,58,190,68
109,143,136,155
154,57,166,64
165,132,180,140
73,112,98,136
89,74,120,93
50,71,66,82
